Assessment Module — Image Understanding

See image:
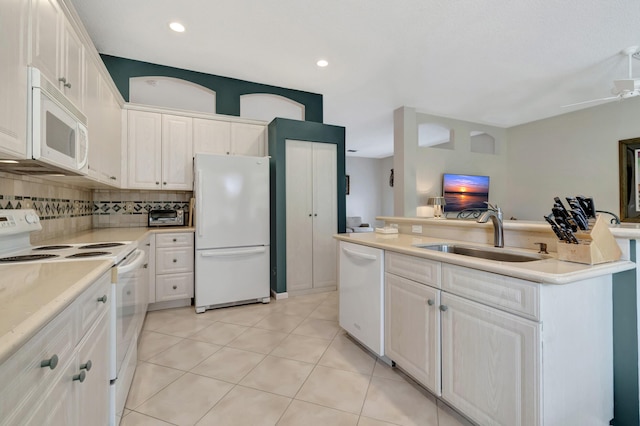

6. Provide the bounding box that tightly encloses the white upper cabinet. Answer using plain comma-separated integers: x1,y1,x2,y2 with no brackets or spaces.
30,0,84,108
0,0,28,157
126,109,192,190
193,118,266,157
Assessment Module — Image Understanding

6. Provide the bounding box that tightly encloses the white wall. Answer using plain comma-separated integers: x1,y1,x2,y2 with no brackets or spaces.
346,157,386,227
506,97,640,220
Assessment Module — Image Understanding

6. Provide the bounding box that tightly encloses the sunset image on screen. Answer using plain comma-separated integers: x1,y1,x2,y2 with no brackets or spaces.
443,174,490,211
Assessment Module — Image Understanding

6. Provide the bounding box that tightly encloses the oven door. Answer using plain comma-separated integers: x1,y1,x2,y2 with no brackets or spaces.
114,249,146,377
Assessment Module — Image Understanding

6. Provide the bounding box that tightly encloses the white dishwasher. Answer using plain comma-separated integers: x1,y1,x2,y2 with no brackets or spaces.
338,241,385,356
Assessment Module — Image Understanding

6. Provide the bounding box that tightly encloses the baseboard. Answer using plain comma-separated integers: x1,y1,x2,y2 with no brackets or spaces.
147,298,192,311
271,289,288,300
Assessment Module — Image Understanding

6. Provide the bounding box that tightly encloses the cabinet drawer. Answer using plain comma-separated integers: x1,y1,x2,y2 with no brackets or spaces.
156,232,193,248
0,304,76,425
156,246,194,274
385,252,441,288
156,273,194,301
76,271,111,343
442,264,540,321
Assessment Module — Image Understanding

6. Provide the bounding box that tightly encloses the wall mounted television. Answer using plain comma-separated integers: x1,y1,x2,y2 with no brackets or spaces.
442,173,490,212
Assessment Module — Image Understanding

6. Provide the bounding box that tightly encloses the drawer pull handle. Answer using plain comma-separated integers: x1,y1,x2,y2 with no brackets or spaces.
427,299,434,306
439,305,448,312
97,295,107,303
172,285,177,290
40,354,59,370
173,238,177,242
73,371,86,383
80,360,92,371
173,259,177,263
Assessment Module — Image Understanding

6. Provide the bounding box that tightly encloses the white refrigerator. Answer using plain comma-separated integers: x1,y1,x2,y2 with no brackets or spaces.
194,153,271,313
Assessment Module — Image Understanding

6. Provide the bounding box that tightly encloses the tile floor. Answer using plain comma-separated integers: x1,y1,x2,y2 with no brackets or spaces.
121,291,474,426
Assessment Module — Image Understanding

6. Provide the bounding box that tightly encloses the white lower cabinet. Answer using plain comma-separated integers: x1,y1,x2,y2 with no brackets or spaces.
149,232,194,307
1,270,111,426
379,250,614,426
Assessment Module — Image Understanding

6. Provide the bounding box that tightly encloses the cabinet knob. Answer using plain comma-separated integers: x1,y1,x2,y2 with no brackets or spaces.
80,360,92,371
58,77,67,84
110,176,117,180
427,299,434,306
308,214,312,217
163,182,167,185
439,305,448,312
73,371,86,383
172,285,177,290
97,295,107,304
314,213,318,217
156,182,160,185
40,354,59,370
64,82,71,88
143,263,148,269
173,238,177,242
173,259,177,263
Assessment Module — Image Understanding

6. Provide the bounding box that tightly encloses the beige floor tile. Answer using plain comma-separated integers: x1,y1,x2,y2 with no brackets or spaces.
125,362,184,409
361,376,438,426
147,339,222,371
196,385,290,426
295,365,371,414
273,301,320,317
227,327,288,354
277,400,359,426
437,399,475,426
289,292,331,304
152,316,214,338
137,331,183,361
318,334,377,375
135,373,233,425
372,360,411,382
188,321,248,345
270,333,331,363
123,409,131,417
308,303,338,321
204,303,272,326
254,312,306,333
191,346,265,383
357,417,400,426
120,411,175,426
142,310,182,331
291,317,340,340
240,355,314,397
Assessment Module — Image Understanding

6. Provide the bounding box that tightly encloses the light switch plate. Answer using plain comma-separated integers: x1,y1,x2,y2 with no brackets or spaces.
412,225,423,234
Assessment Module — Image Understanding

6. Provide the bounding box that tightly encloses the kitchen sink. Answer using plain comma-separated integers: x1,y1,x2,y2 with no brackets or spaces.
414,244,547,262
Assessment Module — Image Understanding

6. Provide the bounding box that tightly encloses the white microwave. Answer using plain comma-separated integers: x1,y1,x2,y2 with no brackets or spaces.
27,67,88,175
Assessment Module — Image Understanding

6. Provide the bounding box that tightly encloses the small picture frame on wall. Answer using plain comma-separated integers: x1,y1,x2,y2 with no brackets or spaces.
619,138,640,222
346,175,350,195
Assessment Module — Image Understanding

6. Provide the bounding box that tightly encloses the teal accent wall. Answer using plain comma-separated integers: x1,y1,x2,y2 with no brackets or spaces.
99,55,323,122
613,240,639,426
268,118,346,294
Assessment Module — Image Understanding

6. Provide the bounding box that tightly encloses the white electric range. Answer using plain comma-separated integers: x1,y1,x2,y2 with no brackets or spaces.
0,209,147,426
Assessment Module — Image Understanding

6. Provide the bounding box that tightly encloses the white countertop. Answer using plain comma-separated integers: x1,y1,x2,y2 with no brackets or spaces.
335,232,635,284
0,226,195,364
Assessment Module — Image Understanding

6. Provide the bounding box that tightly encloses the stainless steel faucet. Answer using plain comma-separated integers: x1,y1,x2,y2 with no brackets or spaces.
477,202,504,248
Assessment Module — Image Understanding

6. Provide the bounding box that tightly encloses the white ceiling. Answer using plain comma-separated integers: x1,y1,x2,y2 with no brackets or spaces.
69,0,640,158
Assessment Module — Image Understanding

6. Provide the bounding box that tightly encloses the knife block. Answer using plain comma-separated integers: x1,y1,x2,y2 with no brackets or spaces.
556,215,621,265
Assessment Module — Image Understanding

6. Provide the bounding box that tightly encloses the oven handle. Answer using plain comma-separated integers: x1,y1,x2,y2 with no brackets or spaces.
200,247,266,257
117,249,145,276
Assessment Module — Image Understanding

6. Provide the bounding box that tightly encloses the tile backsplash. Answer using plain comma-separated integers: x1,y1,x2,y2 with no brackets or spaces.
0,173,193,242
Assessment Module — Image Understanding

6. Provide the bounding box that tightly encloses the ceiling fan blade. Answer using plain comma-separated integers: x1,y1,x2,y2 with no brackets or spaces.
561,96,620,108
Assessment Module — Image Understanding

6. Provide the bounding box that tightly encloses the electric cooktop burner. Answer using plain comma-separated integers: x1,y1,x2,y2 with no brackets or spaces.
66,251,111,258
79,243,125,249
33,245,73,251
0,254,60,262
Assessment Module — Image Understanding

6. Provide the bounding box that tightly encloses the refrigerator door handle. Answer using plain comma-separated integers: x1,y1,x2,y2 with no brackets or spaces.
200,247,267,257
197,170,203,237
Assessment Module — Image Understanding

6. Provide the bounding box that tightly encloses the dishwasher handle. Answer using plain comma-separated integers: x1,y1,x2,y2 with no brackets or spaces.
342,247,378,261
117,249,145,276
200,247,266,257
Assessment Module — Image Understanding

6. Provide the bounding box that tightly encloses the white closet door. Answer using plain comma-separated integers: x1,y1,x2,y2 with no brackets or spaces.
312,142,337,288
285,140,314,291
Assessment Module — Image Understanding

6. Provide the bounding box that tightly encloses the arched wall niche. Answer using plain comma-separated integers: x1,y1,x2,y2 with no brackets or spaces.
240,93,305,122
129,76,217,114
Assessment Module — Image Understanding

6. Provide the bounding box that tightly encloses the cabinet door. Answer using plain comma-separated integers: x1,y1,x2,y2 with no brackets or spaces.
85,58,104,179
385,273,440,394
30,0,61,85
311,142,337,289
161,114,193,190
24,358,77,426
193,118,231,155
77,312,110,426
440,292,540,426
230,122,266,156
156,273,194,301
60,18,83,107
285,140,314,291
99,78,122,184
127,110,162,189
156,246,194,274
0,0,28,157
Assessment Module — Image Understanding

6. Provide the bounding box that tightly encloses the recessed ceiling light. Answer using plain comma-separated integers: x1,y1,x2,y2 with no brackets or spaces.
169,22,185,33
316,59,329,67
